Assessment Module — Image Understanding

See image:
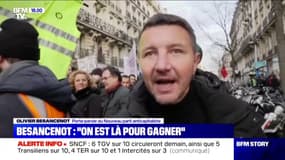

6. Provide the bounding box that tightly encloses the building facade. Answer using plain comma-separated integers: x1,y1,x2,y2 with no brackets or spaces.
230,0,285,84
74,0,162,73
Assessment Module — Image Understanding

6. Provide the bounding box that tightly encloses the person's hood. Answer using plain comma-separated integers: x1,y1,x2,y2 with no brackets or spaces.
0,61,73,111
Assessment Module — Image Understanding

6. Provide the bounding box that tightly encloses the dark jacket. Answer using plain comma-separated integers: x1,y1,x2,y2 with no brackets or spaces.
195,69,232,93
0,61,74,137
128,78,266,138
266,75,280,89
102,85,129,117
70,87,103,117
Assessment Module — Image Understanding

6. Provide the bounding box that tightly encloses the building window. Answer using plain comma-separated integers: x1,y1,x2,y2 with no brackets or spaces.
133,16,137,23
97,46,105,63
268,34,272,49
263,54,266,59
111,56,118,66
127,11,131,18
110,2,114,9
119,59,123,67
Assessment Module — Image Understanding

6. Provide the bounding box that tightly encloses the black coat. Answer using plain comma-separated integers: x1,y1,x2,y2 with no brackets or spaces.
70,87,103,117
128,79,266,138
102,86,130,117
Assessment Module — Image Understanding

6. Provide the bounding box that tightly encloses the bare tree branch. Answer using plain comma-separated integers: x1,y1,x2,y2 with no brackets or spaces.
194,1,237,79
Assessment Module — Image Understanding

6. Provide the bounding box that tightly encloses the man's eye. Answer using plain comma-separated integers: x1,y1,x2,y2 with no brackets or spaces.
171,49,183,54
143,51,155,57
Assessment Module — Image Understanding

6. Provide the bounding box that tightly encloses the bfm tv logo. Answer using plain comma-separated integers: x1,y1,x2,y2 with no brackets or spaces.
13,8,45,19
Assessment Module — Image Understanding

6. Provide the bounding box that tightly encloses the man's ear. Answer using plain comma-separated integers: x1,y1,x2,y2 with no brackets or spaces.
193,53,201,65
191,53,200,76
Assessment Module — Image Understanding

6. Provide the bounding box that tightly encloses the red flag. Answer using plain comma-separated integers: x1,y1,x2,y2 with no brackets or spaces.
221,65,228,78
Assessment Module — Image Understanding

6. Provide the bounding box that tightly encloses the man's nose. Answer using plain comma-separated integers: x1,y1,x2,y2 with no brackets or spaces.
154,52,171,72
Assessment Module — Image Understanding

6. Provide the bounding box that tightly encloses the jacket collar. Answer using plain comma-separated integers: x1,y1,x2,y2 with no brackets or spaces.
0,60,37,83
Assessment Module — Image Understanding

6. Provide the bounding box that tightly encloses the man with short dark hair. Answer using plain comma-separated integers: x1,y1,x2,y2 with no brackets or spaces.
127,13,265,138
0,19,73,137
90,67,104,93
129,74,137,90
101,66,129,117
121,75,131,88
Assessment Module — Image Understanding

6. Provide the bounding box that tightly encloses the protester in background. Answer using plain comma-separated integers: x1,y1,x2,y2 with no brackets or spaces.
256,73,266,87
127,13,265,138
90,68,104,91
101,66,129,117
0,19,73,137
249,73,257,87
121,75,131,89
266,72,280,89
68,70,103,117
129,74,137,90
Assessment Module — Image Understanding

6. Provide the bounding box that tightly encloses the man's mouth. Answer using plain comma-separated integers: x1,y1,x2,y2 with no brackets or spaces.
153,78,176,93
155,79,175,84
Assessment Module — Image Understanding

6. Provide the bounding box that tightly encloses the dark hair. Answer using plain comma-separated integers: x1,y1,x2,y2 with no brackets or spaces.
91,68,103,76
103,66,122,82
196,44,203,59
129,74,136,78
122,75,130,79
138,13,197,53
6,57,21,64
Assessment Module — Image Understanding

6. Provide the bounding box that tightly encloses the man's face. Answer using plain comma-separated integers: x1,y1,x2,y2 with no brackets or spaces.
102,70,119,93
91,74,101,83
130,76,136,85
138,25,199,105
121,77,130,88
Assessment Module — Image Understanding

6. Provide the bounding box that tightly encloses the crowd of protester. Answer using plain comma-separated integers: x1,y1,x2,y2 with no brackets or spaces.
248,72,281,89
65,66,139,118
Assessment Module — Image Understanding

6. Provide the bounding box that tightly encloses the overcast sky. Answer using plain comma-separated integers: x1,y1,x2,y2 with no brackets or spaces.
158,0,237,74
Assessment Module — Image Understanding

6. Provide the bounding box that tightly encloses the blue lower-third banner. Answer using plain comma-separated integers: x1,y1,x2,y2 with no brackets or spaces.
14,123,233,138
